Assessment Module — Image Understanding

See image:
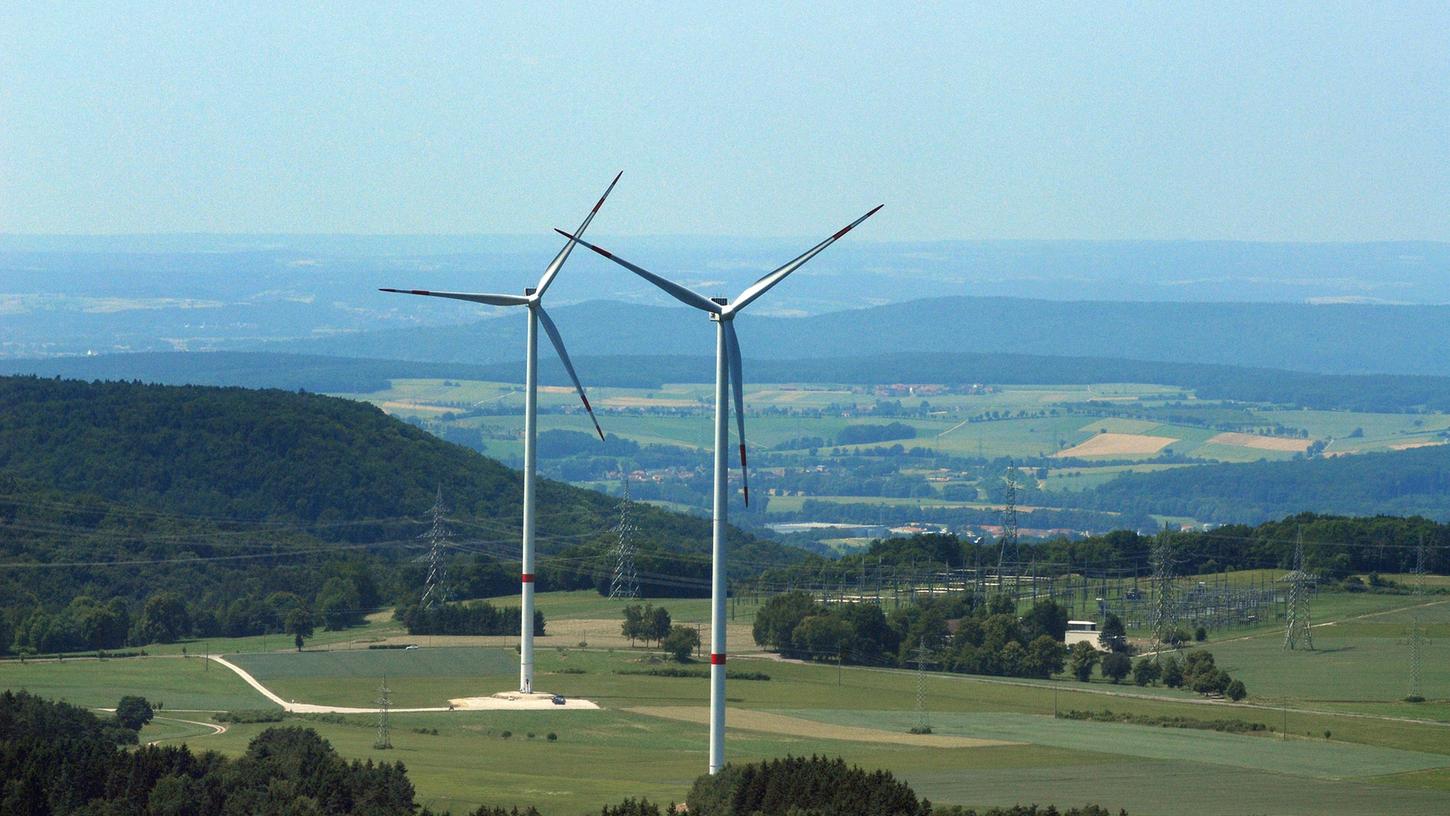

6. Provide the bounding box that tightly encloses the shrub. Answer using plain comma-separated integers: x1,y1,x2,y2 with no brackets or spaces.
1161,656,1184,688
1069,641,1099,682
114,696,154,731
1100,652,1131,684
662,625,701,663
1132,657,1161,687
687,755,926,816
546,732,557,742
616,668,770,681
500,730,512,739
214,710,285,724
1194,626,1207,642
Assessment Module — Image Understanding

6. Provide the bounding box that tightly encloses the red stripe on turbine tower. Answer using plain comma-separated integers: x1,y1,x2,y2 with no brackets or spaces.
710,653,727,665
520,573,535,583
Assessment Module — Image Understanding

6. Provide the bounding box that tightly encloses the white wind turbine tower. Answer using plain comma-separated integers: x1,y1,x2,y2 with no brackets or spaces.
557,203,882,772
381,172,619,695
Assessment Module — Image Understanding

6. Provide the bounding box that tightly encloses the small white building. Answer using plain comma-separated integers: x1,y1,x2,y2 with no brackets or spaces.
1064,620,1103,650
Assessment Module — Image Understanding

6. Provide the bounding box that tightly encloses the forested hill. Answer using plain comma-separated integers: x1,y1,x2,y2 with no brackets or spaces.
1060,442,1450,524
14,349,1450,414
0,376,802,654
268,296,1450,376
0,375,791,559
0,374,536,529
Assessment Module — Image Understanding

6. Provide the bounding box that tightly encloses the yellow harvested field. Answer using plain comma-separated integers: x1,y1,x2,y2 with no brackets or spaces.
1054,432,1178,458
1207,432,1313,452
627,706,1019,748
600,396,699,408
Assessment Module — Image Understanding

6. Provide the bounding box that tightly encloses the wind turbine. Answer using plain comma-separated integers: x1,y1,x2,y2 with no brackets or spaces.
381,172,620,695
557,203,882,772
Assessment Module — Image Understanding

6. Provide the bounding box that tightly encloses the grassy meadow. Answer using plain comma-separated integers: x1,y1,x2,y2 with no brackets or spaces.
4,587,1449,815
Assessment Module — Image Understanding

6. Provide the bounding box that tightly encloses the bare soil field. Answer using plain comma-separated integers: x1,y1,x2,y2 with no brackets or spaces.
1207,432,1313,452
1054,432,1178,458
1391,439,1448,451
378,401,455,414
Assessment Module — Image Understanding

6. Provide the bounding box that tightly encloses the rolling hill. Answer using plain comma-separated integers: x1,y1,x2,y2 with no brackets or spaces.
12,349,1450,414
266,296,1450,376
0,375,805,654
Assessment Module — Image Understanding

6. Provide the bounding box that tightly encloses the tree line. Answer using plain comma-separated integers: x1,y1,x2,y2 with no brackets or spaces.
396,601,544,637
752,590,1071,680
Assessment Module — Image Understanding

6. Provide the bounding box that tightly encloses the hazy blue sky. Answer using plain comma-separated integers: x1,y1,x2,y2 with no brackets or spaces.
2,3,1447,240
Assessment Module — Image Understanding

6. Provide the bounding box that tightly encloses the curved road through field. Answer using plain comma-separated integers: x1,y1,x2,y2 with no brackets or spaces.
205,654,598,713
148,716,227,745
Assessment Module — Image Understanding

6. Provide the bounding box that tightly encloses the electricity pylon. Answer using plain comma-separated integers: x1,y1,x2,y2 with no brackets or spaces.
1150,533,1177,659
420,487,450,610
609,472,639,600
374,677,393,749
1410,534,1428,699
1282,531,1315,651
997,461,1019,573
913,638,932,732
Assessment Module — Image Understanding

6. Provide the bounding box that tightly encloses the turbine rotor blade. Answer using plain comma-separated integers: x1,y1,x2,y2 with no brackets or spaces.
729,204,884,313
378,288,531,307
554,229,722,314
536,305,605,441
723,319,750,507
536,171,623,298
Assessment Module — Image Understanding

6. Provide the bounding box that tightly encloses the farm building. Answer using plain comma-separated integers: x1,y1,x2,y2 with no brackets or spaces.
1064,619,1103,650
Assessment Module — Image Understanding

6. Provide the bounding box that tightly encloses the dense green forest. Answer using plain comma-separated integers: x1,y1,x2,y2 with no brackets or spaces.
1062,443,1450,524
752,589,1070,678
16,348,1450,412
0,690,420,815
761,515,1445,592
0,351,509,394
0,376,802,655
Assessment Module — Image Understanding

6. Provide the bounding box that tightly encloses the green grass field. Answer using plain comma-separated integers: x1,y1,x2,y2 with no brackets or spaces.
0,654,271,710
5,588,1450,815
